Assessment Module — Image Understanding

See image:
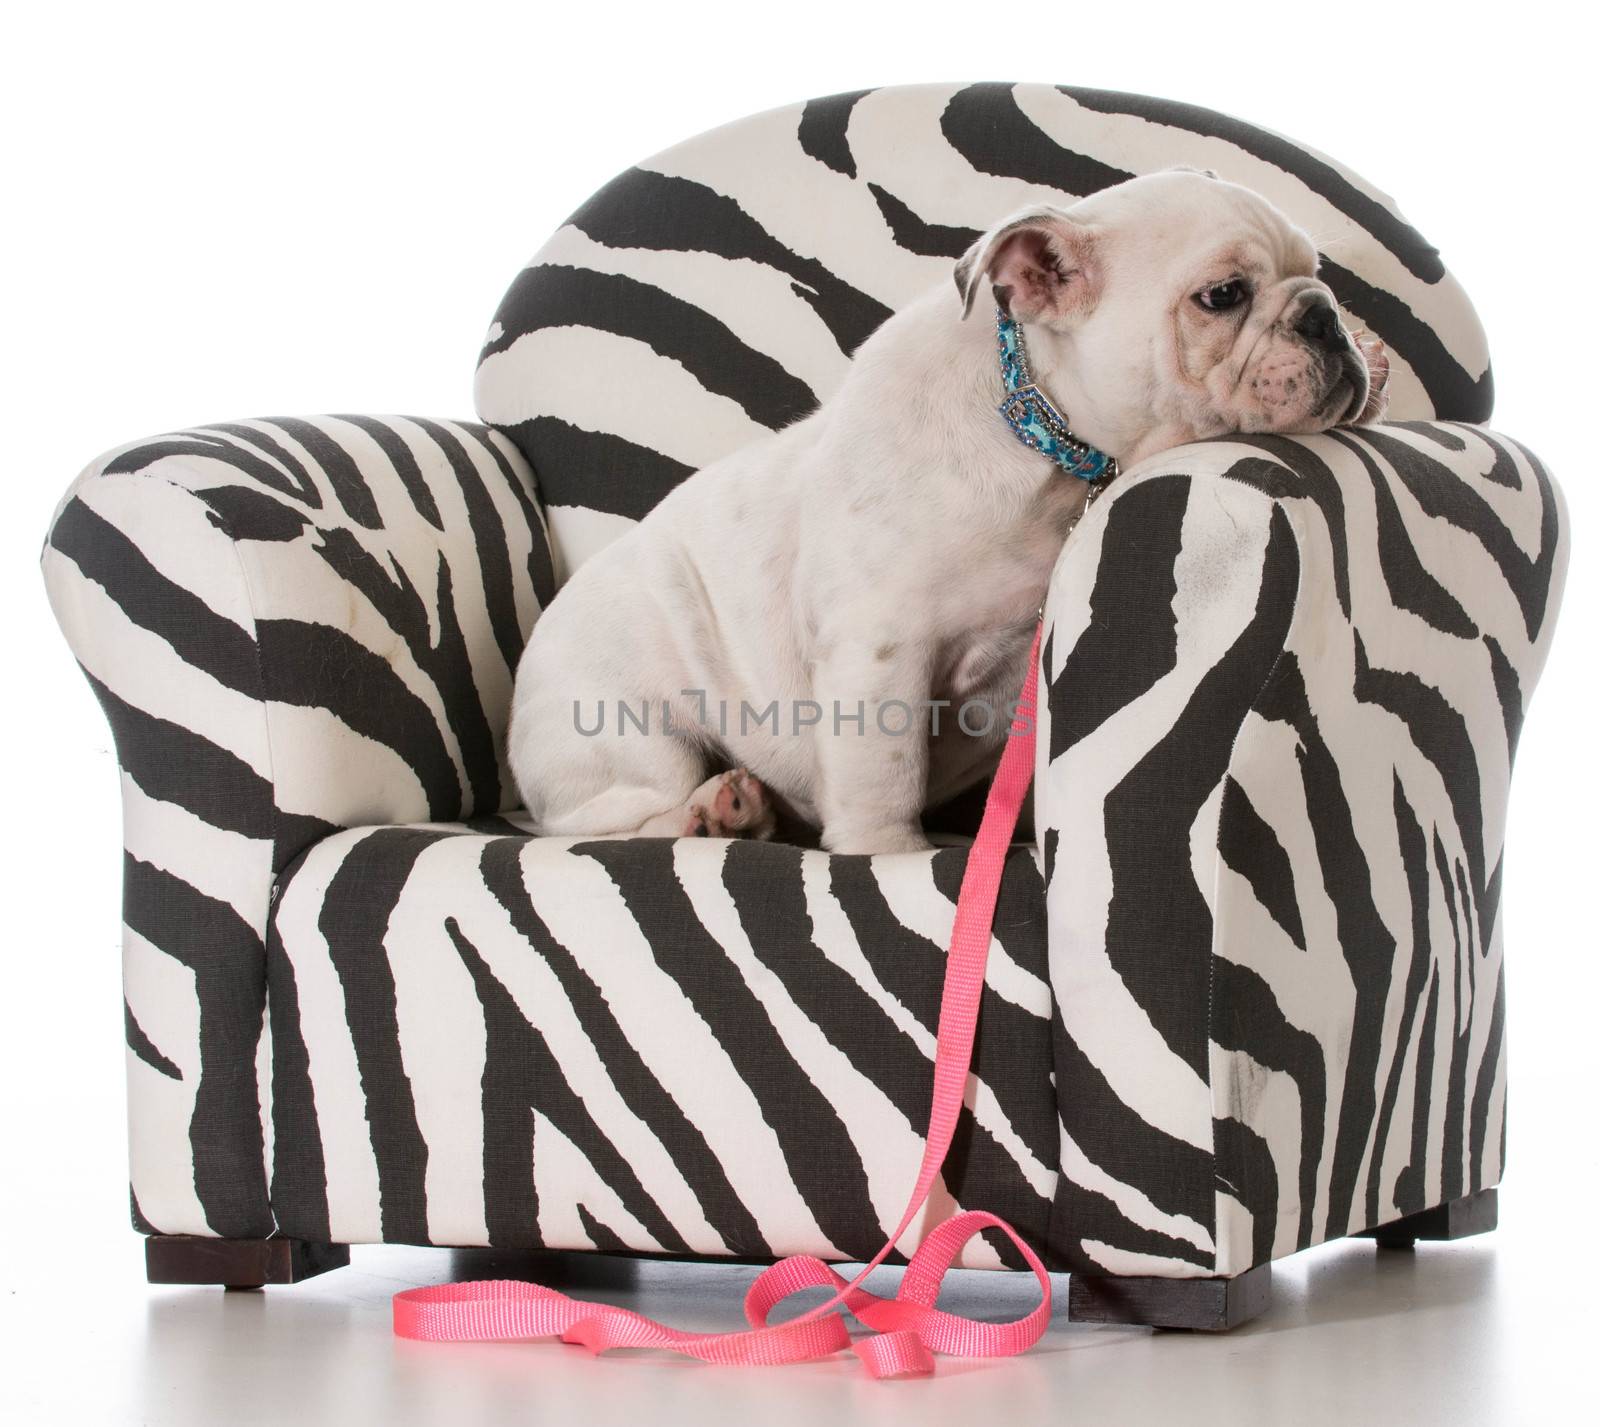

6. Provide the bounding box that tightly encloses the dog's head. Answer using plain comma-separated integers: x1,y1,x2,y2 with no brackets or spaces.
954,172,1389,464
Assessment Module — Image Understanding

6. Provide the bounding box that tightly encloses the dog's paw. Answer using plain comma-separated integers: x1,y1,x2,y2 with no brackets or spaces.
684,768,778,841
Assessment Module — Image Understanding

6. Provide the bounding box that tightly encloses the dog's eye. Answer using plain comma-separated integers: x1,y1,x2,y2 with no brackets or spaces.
1196,280,1248,312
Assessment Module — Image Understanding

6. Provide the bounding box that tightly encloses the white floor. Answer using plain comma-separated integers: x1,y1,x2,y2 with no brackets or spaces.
3,1186,1594,1426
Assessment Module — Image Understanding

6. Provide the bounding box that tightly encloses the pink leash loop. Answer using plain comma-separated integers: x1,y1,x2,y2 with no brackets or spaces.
395,624,1049,1379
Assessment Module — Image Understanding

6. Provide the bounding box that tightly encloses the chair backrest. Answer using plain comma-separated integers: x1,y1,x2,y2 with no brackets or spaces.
475,82,1491,573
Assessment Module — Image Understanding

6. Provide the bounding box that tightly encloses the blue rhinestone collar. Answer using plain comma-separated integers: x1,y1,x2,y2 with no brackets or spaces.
995,308,1117,484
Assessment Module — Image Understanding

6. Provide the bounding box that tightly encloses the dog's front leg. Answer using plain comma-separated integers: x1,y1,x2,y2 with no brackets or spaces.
812,639,933,854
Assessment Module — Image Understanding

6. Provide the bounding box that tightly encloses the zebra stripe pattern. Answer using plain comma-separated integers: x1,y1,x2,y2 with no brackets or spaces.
42,416,554,1237
1038,424,1565,1276
230,423,1559,1276
266,828,1055,1268
475,82,1493,574
43,415,1564,1273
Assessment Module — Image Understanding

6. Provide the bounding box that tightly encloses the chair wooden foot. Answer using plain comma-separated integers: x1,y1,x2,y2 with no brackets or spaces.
1359,1187,1498,1249
145,1234,349,1288
1066,1261,1272,1331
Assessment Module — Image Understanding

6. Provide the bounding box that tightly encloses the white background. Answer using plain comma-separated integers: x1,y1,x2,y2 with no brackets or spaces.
2,0,1594,1413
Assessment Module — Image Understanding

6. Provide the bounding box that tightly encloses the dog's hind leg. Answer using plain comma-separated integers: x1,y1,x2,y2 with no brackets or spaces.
542,765,777,841
525,734,704,837
516,709,777,840
530,747,777,840
539,783,693,837
510,659,780,839
508,670,703,836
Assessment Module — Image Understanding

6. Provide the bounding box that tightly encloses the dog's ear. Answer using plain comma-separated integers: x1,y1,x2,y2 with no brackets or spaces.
953,207,1100,325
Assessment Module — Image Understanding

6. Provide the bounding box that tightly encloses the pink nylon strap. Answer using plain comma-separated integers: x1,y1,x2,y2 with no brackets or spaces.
394,624,1048,1379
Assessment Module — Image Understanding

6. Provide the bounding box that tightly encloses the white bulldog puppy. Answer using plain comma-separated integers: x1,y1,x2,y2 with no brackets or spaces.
508,171,1387,853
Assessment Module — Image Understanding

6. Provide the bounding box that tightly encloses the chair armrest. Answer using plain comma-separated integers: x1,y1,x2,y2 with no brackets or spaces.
45,414,555,847
1035,423,1567,1278
41,414,554,1236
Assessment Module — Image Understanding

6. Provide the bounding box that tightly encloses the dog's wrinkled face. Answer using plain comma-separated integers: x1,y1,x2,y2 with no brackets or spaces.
955,171,1389,463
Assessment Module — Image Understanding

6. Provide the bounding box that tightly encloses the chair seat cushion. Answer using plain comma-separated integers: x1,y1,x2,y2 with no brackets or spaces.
265,818,1057,1268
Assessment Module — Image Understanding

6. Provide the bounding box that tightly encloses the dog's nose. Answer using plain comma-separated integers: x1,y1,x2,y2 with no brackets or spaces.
1295,299,1343,348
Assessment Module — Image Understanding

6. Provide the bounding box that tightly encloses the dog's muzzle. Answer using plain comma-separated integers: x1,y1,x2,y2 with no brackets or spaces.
1298,293,1389,425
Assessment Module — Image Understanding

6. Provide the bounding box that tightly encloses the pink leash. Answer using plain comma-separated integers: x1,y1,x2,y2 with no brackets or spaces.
394,625,1049,1379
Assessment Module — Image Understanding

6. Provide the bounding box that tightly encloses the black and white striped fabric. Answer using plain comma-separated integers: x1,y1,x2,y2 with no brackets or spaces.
266,827,1054,1266
476,82,1494,573
43,417,554,1236
42,86,1567,1280
1037,424,1565,1275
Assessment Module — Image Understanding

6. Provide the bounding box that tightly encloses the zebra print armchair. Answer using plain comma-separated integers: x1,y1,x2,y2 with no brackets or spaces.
42,84,1567,1327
